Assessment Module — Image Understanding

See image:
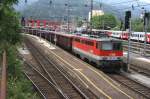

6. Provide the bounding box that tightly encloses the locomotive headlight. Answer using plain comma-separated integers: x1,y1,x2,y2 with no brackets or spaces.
102,57,107,60
117,57,121,60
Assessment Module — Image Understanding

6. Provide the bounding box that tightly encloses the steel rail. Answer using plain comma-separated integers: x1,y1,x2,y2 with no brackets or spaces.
23,61,68,99
108,73,150,99
25,38,90,99
25,41,70,99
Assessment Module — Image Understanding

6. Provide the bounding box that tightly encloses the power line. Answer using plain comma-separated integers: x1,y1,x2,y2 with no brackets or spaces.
93,0,136,6
111,0,136,6
116,3,150,11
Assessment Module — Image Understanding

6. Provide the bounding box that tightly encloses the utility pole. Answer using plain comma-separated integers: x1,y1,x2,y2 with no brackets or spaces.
125,11,131,72
127,18,132,71
102,20,104,30
49,0,52,43
90,0,93,32
67,0,70,33
24,0,27,27
22,0,28,50
65,0,70,33
99,0,102,29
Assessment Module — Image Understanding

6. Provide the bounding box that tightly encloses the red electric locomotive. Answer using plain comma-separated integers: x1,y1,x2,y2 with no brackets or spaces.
72,35,123,71
24,27,124,71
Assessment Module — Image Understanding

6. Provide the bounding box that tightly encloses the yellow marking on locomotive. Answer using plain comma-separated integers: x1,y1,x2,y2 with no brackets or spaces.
109,53,116,56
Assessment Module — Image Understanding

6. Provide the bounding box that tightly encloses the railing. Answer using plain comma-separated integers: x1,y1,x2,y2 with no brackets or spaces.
0,50,7,99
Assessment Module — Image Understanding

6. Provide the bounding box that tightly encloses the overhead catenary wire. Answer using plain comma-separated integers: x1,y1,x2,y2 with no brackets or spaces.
24,0,150,22
107,0,136,6
116,3,150,11
94,0,150,11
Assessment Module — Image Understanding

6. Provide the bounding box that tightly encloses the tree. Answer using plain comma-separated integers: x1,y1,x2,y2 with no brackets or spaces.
0,0,21,52
91,14,117,30
0,1,21,98
75,17,83,27
132,18,150,32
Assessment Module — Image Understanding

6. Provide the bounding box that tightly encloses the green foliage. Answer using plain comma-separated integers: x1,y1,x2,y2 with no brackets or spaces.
7,46,23,79
132,19,143,32
0,0,21,51
77,20,83,27
92,14,117,29
0,1,39,98
112,20,122,30
7,47,40,99
75,17,84,27
131,19,150,32
2,0,18,5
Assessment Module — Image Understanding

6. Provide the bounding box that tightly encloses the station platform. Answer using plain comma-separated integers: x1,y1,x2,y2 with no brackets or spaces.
123,52,150,71
22,34,146,99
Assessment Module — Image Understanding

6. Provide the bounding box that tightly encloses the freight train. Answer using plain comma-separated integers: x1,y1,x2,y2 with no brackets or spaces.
22,27,126,72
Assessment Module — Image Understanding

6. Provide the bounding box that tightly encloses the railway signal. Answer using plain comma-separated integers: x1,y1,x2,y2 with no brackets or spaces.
143,12,150,56
21,16,25,26
49,0,52,5
144,12,150,26
125,11,131,30
25,0,27,3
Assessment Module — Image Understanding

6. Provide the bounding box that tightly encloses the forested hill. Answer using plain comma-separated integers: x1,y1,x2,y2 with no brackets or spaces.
21,0,121,20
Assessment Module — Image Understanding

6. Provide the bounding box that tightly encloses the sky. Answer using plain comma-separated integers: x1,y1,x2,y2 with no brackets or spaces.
140,0,150,3
15,0,150,11
17,0,150,5
14,0,38,11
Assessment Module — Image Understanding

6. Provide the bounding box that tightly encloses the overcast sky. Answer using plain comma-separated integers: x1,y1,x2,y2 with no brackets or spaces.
140,0,150,3
15,0,150,11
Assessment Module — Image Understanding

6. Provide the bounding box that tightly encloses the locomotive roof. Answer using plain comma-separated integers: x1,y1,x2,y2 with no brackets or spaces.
74,34,121,42
53,31,75,37
50,30,121,42
29,28,121,42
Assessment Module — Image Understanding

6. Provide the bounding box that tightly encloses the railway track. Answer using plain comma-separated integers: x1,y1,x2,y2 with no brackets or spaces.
123,40,150,56
108,73,150,99
130,64,150,77
24,33,150,98
24,62,67,99
25,37,98,99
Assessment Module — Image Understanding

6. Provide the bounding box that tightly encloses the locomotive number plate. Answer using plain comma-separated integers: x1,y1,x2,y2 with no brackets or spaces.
109,53,116,56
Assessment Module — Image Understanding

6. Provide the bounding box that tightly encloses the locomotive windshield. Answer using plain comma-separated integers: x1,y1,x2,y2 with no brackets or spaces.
101,42,113,50
113,42,122,50
97,41,122,50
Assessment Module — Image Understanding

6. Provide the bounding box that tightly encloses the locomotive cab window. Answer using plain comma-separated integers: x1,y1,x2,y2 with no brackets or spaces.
113,42,122,50
74,38,80,42
101,42,113,50
97,41,122,51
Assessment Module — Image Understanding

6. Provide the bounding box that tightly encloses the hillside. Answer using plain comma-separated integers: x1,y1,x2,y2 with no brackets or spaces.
21,0,121,20
20,0,150,20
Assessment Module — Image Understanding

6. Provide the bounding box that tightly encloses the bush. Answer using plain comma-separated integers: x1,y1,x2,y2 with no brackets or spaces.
7,47,40,99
